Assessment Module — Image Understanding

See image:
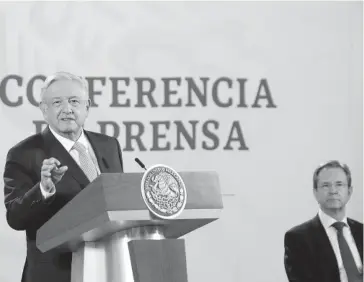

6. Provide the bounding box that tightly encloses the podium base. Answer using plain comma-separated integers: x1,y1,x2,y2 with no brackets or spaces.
129,239,188,282
71,226,164,282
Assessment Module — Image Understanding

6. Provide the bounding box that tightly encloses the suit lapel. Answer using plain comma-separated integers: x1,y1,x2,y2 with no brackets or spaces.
348,219,363,262
41,126,90,188
311,215,340,279
84,130,109,173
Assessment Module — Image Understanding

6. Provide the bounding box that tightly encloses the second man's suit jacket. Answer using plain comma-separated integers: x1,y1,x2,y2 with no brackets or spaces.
3,126,124,282
284,214,363,282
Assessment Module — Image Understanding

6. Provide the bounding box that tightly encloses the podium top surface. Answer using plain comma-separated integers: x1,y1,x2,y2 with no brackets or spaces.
36,171,223,252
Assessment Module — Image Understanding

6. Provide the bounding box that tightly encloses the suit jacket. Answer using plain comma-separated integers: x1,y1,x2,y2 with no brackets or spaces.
284,214,363,282
3,126,124,282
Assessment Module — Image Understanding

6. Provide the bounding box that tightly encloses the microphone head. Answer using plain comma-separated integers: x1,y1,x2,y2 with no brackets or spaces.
135,158,146,170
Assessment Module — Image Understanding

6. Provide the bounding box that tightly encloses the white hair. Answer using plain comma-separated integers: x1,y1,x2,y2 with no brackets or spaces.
40,71,89,101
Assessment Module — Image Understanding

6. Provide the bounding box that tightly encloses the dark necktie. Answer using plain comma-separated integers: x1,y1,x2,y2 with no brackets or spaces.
332,222,361,282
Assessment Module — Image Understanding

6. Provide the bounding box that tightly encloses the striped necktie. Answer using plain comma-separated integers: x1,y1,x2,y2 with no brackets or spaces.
72,142,98,182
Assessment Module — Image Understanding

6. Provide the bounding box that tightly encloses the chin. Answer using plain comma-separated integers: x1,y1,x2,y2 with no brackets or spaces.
325,201,342,209
59,126,78,134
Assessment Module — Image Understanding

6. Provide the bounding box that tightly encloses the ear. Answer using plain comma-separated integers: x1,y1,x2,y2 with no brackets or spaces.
313,188,319,201
348,185,353,196
86,99,91,111
39,102,47,115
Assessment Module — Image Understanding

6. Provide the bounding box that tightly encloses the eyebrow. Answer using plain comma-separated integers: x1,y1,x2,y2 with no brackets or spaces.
320,181,346,185
51,96,81,100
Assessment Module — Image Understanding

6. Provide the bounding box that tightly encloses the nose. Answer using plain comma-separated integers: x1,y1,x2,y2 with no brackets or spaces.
60,100,73,113
328,186,339,193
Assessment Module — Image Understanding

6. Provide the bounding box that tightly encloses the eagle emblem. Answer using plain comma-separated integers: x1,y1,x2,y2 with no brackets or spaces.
141,164,187,219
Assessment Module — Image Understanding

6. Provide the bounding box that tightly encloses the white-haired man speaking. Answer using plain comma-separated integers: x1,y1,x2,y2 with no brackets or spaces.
3,72,124,282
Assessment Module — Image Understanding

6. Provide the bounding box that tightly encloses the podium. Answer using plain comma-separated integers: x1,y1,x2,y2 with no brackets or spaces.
36,172,223,282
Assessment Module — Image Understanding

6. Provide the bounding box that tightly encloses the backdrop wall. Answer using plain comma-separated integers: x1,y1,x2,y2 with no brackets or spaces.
0,2,362,282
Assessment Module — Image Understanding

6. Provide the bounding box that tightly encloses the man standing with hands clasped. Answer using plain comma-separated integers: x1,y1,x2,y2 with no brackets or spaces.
3,72,124,282
284,160,363,282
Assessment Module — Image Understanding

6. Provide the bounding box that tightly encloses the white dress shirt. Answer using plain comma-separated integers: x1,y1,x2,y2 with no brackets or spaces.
318,208,363,282
40,126,100,199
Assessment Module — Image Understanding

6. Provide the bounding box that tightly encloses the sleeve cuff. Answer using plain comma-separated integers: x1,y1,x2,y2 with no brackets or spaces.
39,182,56,200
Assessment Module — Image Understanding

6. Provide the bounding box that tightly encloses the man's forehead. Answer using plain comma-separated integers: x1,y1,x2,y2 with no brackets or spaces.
46,79,85,95
318,167,347,181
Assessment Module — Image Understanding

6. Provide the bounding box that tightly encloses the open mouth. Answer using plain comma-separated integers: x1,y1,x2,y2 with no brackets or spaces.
61,118,74,121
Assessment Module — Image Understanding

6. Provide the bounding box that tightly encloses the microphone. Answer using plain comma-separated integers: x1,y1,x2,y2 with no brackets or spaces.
135,158,147,171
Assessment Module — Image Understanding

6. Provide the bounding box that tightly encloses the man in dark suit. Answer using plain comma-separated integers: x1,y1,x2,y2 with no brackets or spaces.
3,72,124,282
284,161,363,282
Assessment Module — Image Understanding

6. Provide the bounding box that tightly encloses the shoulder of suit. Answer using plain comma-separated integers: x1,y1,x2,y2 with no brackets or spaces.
85,130,117,142
7,132,44,154
285,216,318,236
347,217,363,228
5,132,44,164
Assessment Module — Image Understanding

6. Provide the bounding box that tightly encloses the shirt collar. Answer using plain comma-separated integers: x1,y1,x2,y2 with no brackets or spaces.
318,208,348,230
49,126,89,152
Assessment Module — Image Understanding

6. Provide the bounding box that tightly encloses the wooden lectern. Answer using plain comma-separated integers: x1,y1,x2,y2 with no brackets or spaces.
36,172,223,282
